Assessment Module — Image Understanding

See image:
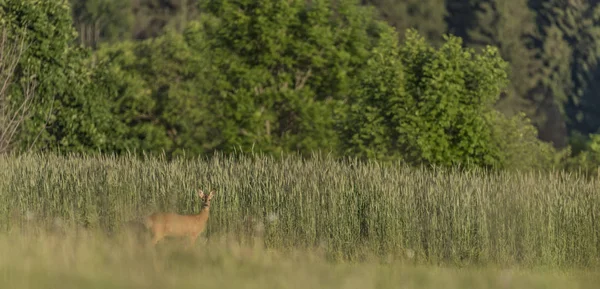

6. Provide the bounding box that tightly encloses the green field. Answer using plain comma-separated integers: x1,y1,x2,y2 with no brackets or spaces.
0,153,599,288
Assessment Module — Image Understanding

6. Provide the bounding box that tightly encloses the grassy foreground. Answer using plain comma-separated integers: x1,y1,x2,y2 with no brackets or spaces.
1,230,599,289
0,153,599,269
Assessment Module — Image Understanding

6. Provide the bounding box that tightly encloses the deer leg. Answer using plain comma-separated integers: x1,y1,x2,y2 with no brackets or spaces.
151,230,164,246
186,233,199,249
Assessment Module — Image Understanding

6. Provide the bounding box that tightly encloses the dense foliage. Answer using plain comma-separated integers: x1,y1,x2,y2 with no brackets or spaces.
342,30,509,168
4,0,599,171
0,0,125,153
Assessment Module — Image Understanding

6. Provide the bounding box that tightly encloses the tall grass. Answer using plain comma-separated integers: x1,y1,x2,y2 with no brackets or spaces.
0,153,598,268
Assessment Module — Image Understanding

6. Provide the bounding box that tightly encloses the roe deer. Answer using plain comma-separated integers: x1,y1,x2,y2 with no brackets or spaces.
143,189,215,248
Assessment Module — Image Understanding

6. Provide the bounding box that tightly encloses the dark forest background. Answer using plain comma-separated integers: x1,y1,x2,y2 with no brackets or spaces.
3,0,600,172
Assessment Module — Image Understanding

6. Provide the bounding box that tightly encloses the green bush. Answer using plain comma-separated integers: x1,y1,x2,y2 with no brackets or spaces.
487,111,565,171
342,29,509,168
563,133,600,176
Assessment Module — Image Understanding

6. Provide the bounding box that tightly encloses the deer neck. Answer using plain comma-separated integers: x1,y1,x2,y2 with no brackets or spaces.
195,204,210,218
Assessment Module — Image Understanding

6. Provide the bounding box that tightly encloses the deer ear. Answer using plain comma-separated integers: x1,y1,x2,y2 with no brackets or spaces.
208,190,215,198
198,189,205,198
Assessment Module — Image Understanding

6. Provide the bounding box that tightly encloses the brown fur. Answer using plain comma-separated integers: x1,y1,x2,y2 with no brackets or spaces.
143,189,214,248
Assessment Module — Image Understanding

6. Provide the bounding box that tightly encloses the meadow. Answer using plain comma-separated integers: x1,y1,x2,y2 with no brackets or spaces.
0,153,599,288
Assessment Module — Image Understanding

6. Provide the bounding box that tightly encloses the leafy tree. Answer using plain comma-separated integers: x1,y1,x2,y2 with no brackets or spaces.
487,111,562,171
445,0,477,41
563,133,600,175
361,0,447,44
0,0,124,153
553,2,600,141
0,27,37,154
452,0,577,151
530,24,571,148
95,30,212,156
131,0,200,39
68,0,202,45
96,0,392,157
70,0,134,48
467,0,540,118
525,0,600,151
190,0,389,155
342,29,510,168
338,26,401,160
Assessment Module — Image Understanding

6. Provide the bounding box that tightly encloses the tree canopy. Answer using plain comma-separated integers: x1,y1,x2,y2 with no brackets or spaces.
5,0,597,172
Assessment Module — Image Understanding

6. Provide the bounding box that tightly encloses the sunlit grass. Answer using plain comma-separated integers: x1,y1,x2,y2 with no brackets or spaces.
0,152,599,269
1,229,599,289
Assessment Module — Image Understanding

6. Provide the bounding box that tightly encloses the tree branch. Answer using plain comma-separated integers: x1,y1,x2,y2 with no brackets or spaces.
0,27,38,154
